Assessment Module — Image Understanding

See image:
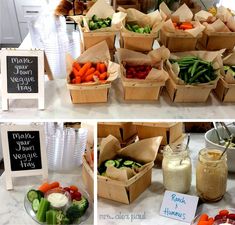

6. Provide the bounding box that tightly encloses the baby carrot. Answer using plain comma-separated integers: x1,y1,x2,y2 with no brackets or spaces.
38,182,50,193
99,72,108,80
75,76,81,84
85,67,96,76
49,182,60,190
99,63,107,73
85,74,94,82
93,71,100,77
78,62,92,76
72,67,80,77
73,62,81,71
180,24,193,30
96,63,101,72
199,214,209,222
197,221,209,225
208,218,214,225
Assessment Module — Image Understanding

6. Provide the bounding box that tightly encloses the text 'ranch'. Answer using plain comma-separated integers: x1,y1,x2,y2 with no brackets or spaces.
163,193,187,220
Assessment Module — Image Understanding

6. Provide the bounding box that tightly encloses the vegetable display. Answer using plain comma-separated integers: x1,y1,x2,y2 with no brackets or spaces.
170,56,217,84
70,62,108,84
173,22,194,30
126,23,152,34
26,181,89,225
98,158,143,176
224,65,235,78
196,209,235,225
125,65,152,79
88,15,112,30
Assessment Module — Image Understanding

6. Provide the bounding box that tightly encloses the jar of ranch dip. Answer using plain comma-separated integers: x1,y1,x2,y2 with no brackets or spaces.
162,145,192,193
196,148,228,202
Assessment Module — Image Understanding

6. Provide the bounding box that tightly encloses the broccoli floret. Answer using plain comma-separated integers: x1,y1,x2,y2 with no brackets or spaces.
72,197,89,217
66,205,81,223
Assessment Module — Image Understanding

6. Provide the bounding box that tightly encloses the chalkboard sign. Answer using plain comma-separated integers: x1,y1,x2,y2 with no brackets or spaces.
1,124,48,190
7,56,38,93
1,49,45,110
8,131,42,171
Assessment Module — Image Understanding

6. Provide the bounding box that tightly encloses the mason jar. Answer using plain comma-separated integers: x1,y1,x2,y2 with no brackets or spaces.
162,145,192,193
196,148,228,202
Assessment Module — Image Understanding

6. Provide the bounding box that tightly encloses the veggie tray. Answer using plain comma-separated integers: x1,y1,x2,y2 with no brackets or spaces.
191,208,235,225
24,181,92,225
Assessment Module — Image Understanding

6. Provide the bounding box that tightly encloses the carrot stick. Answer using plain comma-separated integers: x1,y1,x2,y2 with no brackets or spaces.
72,67,80,77
75,76,81,84
73,62,81,71
99,72,107,80
85,67,96,76
49,182,60,190
85,74,94,82
96,63,101,72
38,182,50,193
78,62,92,76
199,214,209,222
99,63,107,73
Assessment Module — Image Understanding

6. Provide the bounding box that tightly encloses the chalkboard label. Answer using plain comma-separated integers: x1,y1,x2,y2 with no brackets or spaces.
7,56,38,93
7,131,42,171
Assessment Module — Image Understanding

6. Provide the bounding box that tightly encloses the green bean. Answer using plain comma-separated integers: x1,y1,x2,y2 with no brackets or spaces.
190,60,200,77
189,68,208,84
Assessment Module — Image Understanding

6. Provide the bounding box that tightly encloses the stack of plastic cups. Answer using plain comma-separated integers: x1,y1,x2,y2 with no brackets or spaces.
46,124,88,172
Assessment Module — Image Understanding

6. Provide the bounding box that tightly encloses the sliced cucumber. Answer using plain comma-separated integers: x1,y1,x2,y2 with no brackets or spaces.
120,166,129,170
135,163,142,168
123,160,134,167
116,158,123,162
105,160,116,167
32,199,40,212
114,160,120,168
27,189,39,203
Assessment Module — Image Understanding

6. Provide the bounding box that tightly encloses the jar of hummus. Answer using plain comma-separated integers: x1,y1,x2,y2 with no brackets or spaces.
196,148,227,202
162,145,192,193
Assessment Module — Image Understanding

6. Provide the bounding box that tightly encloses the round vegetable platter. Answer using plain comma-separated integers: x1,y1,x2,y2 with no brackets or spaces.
24,182,93,225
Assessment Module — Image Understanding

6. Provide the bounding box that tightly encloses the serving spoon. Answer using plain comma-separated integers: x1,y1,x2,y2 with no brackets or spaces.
213,122,225,146
220,122,235,144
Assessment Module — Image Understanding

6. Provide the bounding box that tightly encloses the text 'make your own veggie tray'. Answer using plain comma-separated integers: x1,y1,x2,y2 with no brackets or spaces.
0,124,48,190
0,49,53,111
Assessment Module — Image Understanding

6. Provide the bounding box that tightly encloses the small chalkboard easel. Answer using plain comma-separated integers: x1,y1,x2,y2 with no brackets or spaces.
0,48,53,111
1,123,48,190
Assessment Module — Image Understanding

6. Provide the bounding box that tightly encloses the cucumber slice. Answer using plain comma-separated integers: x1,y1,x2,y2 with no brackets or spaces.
105,160,116,167
32,199,40,212
114,160,120,168
27,189,39,203
135,163,142,168
123,160,134,167
120,166,129,170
